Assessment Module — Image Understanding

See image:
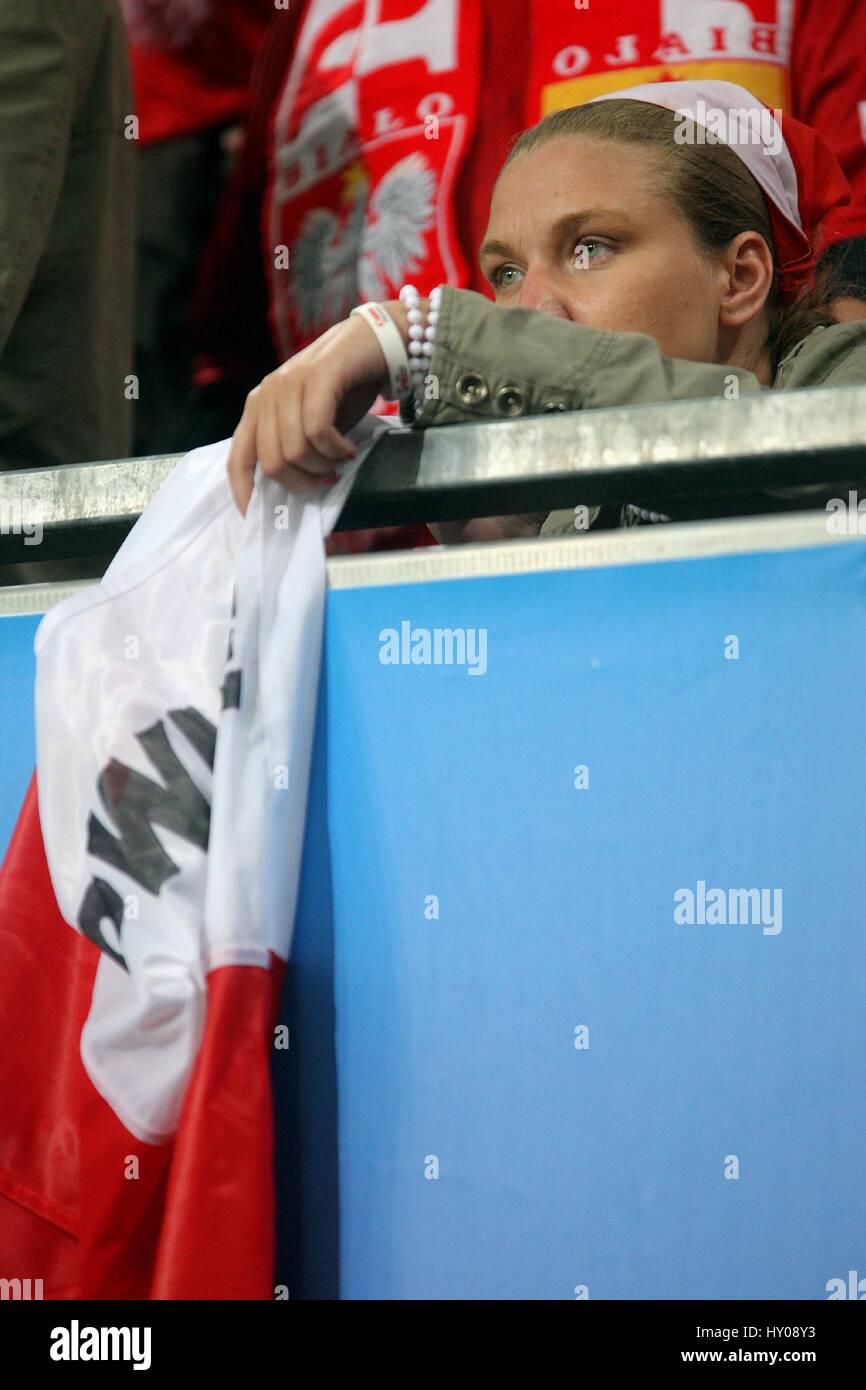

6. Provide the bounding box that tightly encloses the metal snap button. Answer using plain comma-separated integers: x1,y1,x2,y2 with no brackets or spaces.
455,372,489,406
542,399,567,411
495,385,526,416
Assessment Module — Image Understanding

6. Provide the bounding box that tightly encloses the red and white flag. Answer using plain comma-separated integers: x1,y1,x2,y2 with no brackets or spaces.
0,419,387,1298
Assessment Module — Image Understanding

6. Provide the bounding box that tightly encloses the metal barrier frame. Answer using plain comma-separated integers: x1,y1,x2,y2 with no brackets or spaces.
1,383,865,585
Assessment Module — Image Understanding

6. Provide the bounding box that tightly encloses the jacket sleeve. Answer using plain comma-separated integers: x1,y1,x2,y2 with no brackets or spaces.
778,319,866,387
413,287,765,429
413,292,866,539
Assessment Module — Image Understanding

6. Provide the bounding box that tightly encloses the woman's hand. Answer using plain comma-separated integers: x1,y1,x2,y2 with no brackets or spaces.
226,301,413,515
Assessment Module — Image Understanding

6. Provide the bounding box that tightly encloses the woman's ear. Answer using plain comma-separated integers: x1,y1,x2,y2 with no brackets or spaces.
718,231,774,328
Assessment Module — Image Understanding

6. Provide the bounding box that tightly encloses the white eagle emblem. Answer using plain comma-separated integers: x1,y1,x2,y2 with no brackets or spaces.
290,153,436,334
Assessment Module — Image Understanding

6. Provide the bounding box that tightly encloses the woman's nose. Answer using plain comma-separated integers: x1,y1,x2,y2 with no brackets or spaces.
515,272,572,318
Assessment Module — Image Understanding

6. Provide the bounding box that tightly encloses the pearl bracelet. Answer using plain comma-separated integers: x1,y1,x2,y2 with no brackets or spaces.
399,283,443,415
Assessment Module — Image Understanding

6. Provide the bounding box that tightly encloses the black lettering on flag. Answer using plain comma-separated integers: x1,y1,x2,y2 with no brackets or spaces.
221,669,241,710
85,710,215,897
168,705,217,770
77,876,127,970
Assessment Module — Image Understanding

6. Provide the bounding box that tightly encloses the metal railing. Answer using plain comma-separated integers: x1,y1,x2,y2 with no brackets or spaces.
1,383,865,586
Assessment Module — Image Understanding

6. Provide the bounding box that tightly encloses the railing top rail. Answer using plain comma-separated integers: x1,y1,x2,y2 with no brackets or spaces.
1,384,864,581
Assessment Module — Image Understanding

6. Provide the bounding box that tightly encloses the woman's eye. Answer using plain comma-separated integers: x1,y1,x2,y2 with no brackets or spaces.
492,264,521,288
573,238,610,267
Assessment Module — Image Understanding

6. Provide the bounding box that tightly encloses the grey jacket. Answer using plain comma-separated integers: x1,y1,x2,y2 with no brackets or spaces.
407,287,866,533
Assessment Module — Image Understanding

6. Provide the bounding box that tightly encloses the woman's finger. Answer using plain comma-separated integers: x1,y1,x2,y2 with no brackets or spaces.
256,399,288,482
301,383,358,464
245,387,336,493
275,412,334,484
226,391,260,515
277,382,345,480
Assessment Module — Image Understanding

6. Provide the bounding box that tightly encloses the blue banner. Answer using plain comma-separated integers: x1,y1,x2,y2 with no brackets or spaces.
0,612,39,858
284,531,866,1299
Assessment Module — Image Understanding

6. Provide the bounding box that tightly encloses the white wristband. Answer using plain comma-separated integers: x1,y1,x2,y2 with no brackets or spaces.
349,302,411,401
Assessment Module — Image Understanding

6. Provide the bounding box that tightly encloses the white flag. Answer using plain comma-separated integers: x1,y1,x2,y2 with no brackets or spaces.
34,417,390,1143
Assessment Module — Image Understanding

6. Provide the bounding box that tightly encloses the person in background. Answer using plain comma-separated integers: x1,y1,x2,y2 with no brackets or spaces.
121,0,271,456
0,0,134,471
186,0,866,553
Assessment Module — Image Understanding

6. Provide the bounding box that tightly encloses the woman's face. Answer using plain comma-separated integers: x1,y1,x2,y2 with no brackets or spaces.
480,136,729,364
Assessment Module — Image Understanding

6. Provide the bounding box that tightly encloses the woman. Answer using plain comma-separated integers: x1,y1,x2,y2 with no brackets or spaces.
226,80,866,539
